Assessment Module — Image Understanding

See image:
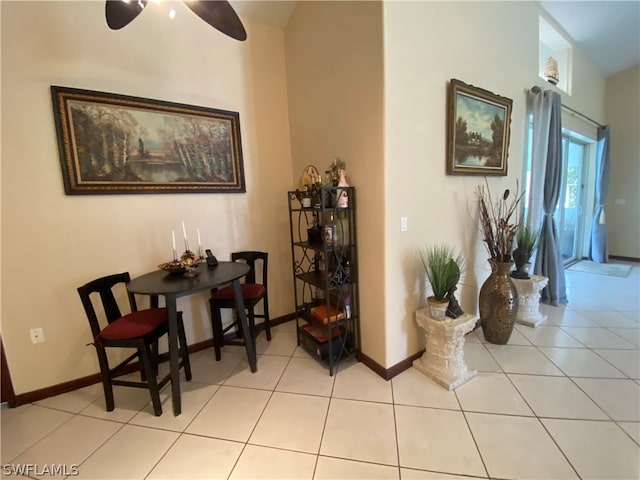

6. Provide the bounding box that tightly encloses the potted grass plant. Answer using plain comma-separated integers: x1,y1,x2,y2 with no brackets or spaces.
511,226,540,279
420,244,464,320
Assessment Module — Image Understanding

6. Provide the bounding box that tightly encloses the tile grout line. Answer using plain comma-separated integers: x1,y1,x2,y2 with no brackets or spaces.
312,343,341,478
454,379,491,479
224,346,293,480
389,375,403,479
138,377,226,479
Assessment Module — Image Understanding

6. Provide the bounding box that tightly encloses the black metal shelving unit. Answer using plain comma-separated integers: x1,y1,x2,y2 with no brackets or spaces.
287,186,360,375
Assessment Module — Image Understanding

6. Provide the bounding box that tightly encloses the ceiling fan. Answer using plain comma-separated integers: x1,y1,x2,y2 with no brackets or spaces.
105,0,247,41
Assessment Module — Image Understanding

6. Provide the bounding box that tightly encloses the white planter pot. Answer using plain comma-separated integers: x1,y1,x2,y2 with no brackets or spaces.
427,297,448,321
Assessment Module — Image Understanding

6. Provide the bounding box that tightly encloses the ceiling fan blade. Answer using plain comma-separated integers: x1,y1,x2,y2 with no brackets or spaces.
105,0,147,30
184,0,247,41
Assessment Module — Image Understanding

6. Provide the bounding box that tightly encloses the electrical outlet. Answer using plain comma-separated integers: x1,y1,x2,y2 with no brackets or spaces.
30,328,45,344
401,216,408,232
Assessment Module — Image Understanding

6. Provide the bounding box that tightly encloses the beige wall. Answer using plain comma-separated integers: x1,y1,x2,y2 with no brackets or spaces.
2,0,622,395
1,1,293,394
285,1,609,369
382,1,606,366
285,2,386,365
605,65,640,259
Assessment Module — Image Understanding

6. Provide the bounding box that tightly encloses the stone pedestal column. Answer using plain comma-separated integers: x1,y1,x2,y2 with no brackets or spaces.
413,309,477,390
511,275,549,327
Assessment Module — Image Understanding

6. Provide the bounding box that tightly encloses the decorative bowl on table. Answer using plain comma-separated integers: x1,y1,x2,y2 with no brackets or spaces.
159,251,202,277
159,261,189,275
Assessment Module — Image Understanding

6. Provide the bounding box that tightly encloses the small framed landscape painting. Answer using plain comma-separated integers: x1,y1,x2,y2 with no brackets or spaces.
446,79,513,176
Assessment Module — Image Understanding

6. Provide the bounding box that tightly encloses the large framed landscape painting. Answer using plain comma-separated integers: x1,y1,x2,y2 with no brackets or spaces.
51,86,245,194
446,79,512,175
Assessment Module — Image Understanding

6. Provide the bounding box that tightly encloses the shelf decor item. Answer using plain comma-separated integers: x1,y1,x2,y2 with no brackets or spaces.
299,323,348,362
311,304,345,324
336,169,349,208
327,157,346,185
476,179,524,344
300,165,320,190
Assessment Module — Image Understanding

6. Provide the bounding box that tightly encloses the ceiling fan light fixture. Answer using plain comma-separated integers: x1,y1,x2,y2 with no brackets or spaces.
183,1,247,41
120,0,146,9
105,0,147,29
106,0,245,40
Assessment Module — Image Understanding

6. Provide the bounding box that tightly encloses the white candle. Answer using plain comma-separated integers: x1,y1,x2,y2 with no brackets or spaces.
171,230,177,260
197,228,202,257
181,221,189,251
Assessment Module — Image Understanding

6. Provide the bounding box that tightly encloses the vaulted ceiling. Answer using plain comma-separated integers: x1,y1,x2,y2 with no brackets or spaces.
539,1,640,77
231,0,640,78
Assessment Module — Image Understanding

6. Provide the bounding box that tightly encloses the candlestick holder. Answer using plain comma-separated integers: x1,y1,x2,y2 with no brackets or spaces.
180,250,200,277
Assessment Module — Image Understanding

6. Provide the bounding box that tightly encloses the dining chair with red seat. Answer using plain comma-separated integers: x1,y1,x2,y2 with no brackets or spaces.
77,272,191,416
209,251,270,361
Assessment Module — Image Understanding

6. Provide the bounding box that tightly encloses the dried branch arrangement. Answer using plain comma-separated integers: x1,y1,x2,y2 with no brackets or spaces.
476,178,525,262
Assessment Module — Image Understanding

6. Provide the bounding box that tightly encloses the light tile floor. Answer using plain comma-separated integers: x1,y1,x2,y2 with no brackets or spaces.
2,263,639,479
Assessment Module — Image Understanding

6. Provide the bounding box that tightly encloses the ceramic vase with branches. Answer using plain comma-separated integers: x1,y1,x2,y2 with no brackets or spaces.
476,179,523,344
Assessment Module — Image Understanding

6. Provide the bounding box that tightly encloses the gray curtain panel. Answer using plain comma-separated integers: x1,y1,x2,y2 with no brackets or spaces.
588,126,611,263
532,90,568,306
525,87,552,238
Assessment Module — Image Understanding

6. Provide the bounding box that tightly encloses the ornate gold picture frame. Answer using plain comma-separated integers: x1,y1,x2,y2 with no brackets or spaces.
446,79,512,176
51,86,245,194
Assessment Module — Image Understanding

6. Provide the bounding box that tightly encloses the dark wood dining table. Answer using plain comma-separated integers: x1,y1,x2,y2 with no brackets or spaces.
127,261,256,416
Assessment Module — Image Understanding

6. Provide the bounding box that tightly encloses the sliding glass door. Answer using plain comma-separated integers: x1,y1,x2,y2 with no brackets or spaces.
554,135,588,265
